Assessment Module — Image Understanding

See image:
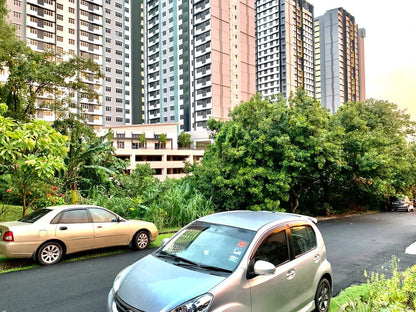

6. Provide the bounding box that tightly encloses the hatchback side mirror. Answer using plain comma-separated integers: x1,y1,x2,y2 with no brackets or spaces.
253,260,275,275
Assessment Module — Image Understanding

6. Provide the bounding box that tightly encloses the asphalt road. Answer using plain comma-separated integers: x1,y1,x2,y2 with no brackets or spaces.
0,212,416,311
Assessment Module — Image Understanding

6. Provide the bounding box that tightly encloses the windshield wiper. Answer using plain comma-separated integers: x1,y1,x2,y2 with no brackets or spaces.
196,264,233,274
155,252,198,266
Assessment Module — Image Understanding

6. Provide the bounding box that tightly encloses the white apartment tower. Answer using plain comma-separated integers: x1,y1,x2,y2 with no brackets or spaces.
6,0,139,128
255,0,315,99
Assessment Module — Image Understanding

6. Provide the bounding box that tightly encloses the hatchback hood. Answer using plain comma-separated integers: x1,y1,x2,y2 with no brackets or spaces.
117,254,226,311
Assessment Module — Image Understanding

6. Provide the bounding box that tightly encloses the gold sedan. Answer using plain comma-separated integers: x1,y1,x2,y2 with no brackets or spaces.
0,205,158,265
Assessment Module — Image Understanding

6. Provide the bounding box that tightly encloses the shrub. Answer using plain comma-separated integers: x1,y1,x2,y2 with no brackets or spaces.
332,257,416,311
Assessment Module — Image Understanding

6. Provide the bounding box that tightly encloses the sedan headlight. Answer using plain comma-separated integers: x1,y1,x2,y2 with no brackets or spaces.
170,293,213,312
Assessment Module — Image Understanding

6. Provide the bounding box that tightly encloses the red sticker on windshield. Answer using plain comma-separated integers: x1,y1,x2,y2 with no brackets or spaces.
237,241,247,248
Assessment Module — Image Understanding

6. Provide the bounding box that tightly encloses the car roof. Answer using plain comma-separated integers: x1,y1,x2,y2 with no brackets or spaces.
197,211,316,231
45,205,104,212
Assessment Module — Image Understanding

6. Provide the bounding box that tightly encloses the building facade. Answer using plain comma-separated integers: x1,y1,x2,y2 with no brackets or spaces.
98,123,205,181
5,0,141,128
144,0,256,132
314,8,366,113
255,0,315,99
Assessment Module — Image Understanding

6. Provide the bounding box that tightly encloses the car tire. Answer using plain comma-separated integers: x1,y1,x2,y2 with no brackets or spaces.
134,231,150,250
314,278,331,312
37,241,64,265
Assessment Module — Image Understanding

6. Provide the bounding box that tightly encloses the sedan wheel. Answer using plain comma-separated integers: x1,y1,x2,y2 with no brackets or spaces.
315,278,331,312
37,242,63,265
134,231,150,250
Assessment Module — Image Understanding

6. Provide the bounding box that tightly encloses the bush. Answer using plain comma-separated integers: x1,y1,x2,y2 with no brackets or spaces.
331,257,416,311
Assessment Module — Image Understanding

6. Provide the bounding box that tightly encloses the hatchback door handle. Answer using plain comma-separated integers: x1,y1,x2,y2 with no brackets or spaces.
97,225,102,228
314,254,321,262
59,226,67,231
286,269,296,280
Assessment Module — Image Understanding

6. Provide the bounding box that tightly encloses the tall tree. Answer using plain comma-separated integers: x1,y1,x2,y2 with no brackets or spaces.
0,0,103,122
53,119,125,196
333,99,416,209
0,105,67,216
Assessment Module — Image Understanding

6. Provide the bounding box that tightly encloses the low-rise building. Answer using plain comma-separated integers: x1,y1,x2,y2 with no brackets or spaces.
98,123,205,181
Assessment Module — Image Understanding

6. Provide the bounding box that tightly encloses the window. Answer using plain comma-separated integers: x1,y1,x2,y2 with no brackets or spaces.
89,208,118,223
58,209,89,224
253,230,289,266
291,226,317,257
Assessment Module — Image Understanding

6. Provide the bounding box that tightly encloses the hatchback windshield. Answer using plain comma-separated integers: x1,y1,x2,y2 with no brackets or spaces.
19,209,52,223
157,221,256,273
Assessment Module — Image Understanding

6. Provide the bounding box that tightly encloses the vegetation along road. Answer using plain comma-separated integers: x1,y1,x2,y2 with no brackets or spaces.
0,212,415,311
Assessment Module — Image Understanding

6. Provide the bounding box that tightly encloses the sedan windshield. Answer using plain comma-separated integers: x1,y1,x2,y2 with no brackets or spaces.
19,209,52,223
157,221,255,274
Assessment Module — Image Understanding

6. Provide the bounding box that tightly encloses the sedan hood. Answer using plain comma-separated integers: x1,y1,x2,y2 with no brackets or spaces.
117,254,226,311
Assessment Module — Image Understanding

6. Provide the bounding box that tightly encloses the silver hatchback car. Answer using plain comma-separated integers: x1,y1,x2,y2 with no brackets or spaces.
107,211,332,312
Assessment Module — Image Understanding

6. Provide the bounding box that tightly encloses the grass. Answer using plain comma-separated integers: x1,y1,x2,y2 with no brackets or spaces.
329,284,370,312
0,231,178,273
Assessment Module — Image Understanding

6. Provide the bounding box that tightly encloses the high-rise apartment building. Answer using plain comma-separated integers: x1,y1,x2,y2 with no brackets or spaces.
5,0,141,128
144,0,256,132
255,0,315,99
314,8,366,113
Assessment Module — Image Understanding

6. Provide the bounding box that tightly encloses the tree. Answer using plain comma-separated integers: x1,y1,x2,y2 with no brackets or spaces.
53,119,125,197
193,94,292,211
192,91,344,214
178,131,193,148
0,0,103,122
333,99,416,209
0,107,67,216
283,91,344,212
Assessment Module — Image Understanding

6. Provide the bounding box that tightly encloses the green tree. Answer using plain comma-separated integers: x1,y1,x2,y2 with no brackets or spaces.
194,91,344,213
53,119,125,197
0,0,103,122
0,108,67,216
193,94,293,211
333,99,416,210
284,91,343,212
178,131,193,148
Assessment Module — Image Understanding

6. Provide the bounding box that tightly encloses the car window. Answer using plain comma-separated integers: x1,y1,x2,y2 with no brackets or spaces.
19,209,52,223
253,230,289,267
58,209,89,224
160,221,256,273
89,208,118,223
291,225,317,257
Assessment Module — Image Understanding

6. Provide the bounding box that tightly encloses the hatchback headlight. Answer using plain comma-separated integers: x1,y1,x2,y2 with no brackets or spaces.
170,293,213,312
113,265,132,293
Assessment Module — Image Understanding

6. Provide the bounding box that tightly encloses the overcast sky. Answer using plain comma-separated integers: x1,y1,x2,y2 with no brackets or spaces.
312,0,416,119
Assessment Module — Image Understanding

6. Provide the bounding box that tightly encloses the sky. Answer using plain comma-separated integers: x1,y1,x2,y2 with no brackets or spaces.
312,0,416,120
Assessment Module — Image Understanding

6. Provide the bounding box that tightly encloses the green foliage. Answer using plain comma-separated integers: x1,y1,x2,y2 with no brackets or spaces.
109,164,156,198
178,131,193,148
330,258,416,312
0,112,67,216
0,1,103,123
333,100,416,210
140,178,214,229
53,119,125,196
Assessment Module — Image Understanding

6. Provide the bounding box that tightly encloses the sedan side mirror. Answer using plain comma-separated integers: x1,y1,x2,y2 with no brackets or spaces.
253,260,275,275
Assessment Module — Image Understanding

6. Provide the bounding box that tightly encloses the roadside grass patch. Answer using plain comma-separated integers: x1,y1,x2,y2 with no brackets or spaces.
329,257,416,311
0,230,178,273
